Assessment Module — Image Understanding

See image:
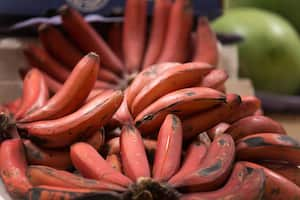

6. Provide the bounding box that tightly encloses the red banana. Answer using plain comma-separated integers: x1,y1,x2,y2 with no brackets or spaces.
197,69,228,89
106,154,122,173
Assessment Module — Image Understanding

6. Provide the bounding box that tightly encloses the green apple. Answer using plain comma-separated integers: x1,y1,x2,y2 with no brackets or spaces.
226,0,300,35
212,8,300,94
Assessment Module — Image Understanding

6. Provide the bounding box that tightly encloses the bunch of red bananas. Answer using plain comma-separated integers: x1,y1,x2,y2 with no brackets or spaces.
0,0,299,199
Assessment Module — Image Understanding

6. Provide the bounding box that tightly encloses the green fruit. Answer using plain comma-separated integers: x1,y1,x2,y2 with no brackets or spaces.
226,0,300,35
212,8,300,94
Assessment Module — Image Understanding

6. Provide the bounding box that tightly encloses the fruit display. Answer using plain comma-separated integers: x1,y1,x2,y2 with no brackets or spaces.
212,8,300,95
0,0,299,199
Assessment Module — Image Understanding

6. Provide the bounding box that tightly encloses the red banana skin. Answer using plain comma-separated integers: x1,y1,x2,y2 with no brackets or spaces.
236,133,300,166
23,44,70,83
112,89,133,125
120,124,150,181
23,139,72,170
3,98,22,115
197,69,228,89
17,90,123,148
170,137,208,184
157,0,193,63
26,185,122,200
259,162,300,187
70,142,133,187
107,22,123,61
15,68,49,120
134,87,226,135
169,134,235,192
0,138,32,198
180,162,265,200
20,52,99,123
142,0,172,69
106,154,122,173
193,17,219,66
123,0,147,73
38,23,82,68
59,5,123,74
152,114,183,182
225,95,262,124
207,122,230,140
241,161,300,200
226,115,287,141
131,62,213,116
182,93,241,140
27,165,126,192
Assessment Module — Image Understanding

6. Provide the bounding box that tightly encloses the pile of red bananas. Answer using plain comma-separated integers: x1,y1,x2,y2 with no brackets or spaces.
0,0,299,199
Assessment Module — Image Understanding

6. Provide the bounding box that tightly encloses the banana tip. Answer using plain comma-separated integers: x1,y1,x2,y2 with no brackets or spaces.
87,52,100,61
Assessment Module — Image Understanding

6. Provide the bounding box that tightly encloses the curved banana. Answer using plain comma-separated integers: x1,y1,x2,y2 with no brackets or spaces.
153,114,183,182
70,142,132,187
135,87,226,135
15,68,49,120
21,52,99,122
0,139,32,198
169,134,235,192
18,90,123,148
131,62,213,116
226,115,287,140
120,124,150,181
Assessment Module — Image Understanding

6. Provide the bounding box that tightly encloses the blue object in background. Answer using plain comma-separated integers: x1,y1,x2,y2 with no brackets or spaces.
0,0,223,18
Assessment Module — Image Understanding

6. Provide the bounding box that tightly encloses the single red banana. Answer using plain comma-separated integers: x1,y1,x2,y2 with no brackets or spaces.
120,124,150,181
225,95,262,124
27,165,125,191
26,186,122,200
15,68,49,120
59,5,123,74
20,52,99,122
70,142,132,187
236,133,300,166
241,161,300,200
142,0,172,69
23,139,72,170
18,90,123,148
112,89,133,125
83,129,105,151
127,62,180,108
107,22,123,60
38,23,82,68
106,154,122,173
123,0,147,72
169,134,235,192
23,44,70,83
193,17,219,66
207,122,230,140
259,162,300,187
226,115,286,140
157,0,193,63
180,162,265,200
135,87,226,135
182,93,241,140
152,114,183,182
197,69,228,89
169,135,208,184
131,62,213,116
0,139,32,198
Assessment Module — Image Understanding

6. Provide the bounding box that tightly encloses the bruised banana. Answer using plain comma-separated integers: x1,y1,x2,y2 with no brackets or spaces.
226,115,287,141
152,114,183,182
27,165,125,191
241,161,300,200
20,52,99,122
180,162,265,200
15,68,49,120
120,124,150,181
70,142,133,187
169,134,235,192
26,186,122,200
131,62,213,116
135,87,226,135
236,133,300,166
18,90,123,148
0,138,32,198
